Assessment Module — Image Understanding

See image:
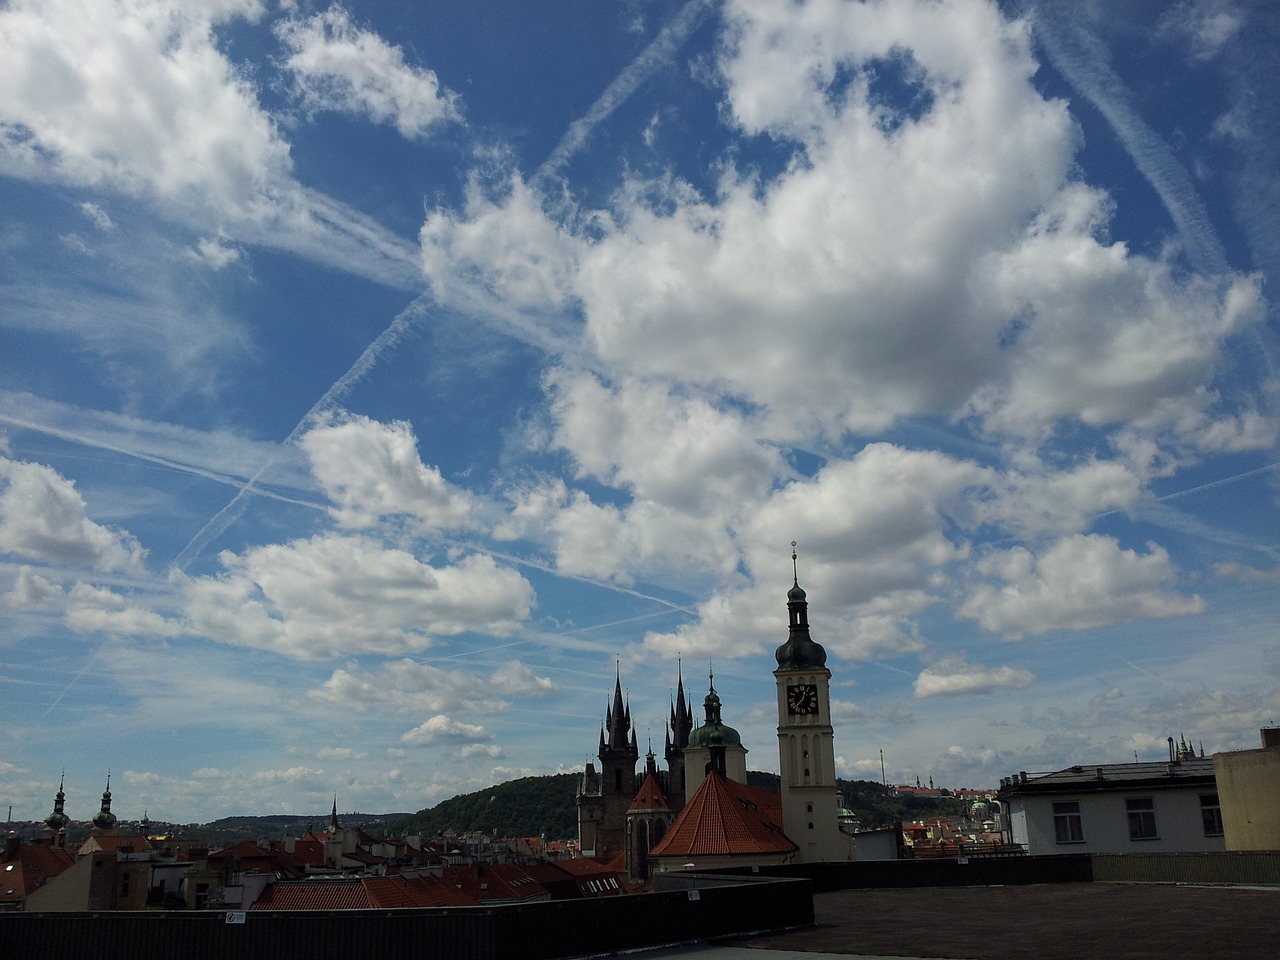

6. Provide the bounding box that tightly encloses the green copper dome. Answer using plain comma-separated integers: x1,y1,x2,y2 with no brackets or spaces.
686,718,742,748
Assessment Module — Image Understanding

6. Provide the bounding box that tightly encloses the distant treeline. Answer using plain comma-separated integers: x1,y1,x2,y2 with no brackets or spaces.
382,772,969,843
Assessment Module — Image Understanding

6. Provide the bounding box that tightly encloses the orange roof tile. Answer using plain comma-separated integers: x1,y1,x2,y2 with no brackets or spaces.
649,773,796,858
1,843,75,904
628,771,671,812
552,857,620,879
252,875,479,910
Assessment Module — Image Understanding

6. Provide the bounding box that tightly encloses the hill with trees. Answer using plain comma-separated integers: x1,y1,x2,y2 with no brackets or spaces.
386,773,580,840
384,771,968,843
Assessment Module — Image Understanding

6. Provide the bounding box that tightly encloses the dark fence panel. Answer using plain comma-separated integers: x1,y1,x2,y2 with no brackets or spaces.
1092,851,1280,886
1,874,812,960
714,855,1094,891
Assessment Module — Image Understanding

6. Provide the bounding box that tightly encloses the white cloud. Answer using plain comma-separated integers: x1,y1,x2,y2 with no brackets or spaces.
490,660,557,697
188,236,242,270
0,458,145,571
913,657,1035,698
299,414,479,531
0,0,422,289
4,567,64,607
78,201,115,231
958,534,1206,639
65,581,183,637
546,372,784,515
315,747,365,760
0,0,286,219
182,534,535,659
400,714,491,746
276,4,459,141
1157,0,1245,61
644,442,989,658
310,657,508,714
460,744,505,759
421,170,581,315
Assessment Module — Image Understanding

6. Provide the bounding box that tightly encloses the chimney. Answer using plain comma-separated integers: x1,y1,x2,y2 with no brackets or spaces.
3,835,19,860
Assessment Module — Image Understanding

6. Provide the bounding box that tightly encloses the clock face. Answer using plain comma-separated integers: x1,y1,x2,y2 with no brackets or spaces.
786,683,819,715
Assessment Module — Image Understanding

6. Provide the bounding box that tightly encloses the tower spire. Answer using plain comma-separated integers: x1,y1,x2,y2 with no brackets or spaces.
775,541,827,670
92,772,117,833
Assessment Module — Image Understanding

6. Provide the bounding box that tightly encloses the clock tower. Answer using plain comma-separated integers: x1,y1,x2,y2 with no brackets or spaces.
775,547,847,862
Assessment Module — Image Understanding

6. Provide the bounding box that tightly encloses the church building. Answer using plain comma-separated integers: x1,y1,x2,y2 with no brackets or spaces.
578,553,852,876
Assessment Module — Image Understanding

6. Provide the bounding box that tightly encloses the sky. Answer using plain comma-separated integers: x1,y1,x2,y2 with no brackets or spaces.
2,0,1278,826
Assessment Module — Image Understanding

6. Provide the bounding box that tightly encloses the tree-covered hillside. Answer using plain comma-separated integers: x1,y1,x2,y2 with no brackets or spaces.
386,774,580,840
384,771,969,843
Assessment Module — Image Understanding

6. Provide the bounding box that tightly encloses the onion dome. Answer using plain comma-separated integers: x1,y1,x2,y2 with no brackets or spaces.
45,775,70,833
92,775,117,831
686,674,742,748
775,543,827,670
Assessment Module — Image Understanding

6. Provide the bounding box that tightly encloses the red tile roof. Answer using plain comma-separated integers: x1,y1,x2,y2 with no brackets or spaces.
1,843,75,904
628,771,671,812
649,773,795,858
252,875,478,910
552,857,620,879
441,863,549,903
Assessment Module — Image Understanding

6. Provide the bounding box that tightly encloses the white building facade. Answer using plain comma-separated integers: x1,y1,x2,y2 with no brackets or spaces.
997,757,1224,856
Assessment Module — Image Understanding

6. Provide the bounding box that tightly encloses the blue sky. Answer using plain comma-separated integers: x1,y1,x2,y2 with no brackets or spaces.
2,0,1278,825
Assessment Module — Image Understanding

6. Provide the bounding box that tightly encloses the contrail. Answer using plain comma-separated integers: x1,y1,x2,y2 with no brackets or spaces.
533,0,718,186
1154,460,1280,502
172,295,434,569
0,410,322,510
1027,2,1229,276
174,1,719,568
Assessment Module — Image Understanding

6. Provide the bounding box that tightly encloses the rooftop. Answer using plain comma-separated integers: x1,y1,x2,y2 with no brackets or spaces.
712,882,1280,960
999,756,1216,794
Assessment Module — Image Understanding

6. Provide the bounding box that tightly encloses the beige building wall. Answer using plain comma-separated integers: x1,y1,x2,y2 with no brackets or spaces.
24,851,151,912
1215,730,1280,851
681,744,747,801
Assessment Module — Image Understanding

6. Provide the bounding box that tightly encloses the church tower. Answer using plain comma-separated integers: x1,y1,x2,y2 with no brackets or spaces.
663,662,693,810
576,665,639,860
91,773,118,836
774,547,847,862
43,774,70,847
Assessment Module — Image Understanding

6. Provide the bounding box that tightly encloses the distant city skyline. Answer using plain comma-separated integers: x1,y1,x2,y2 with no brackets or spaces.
2,0,1278,822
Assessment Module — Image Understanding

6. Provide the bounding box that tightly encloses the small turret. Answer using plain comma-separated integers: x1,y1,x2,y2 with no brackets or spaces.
44,774,70,843
775,544,827,670
92,774,117,833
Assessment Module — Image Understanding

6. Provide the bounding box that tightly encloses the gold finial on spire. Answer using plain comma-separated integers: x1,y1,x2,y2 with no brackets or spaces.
791,540,799,582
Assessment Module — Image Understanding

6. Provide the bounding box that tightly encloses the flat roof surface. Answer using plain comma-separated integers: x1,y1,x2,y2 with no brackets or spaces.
647,882,1280,960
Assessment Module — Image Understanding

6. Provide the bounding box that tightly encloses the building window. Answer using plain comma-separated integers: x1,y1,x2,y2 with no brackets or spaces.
1126,797,1158,840
1200,794,1224,837
1053,801,1084,843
